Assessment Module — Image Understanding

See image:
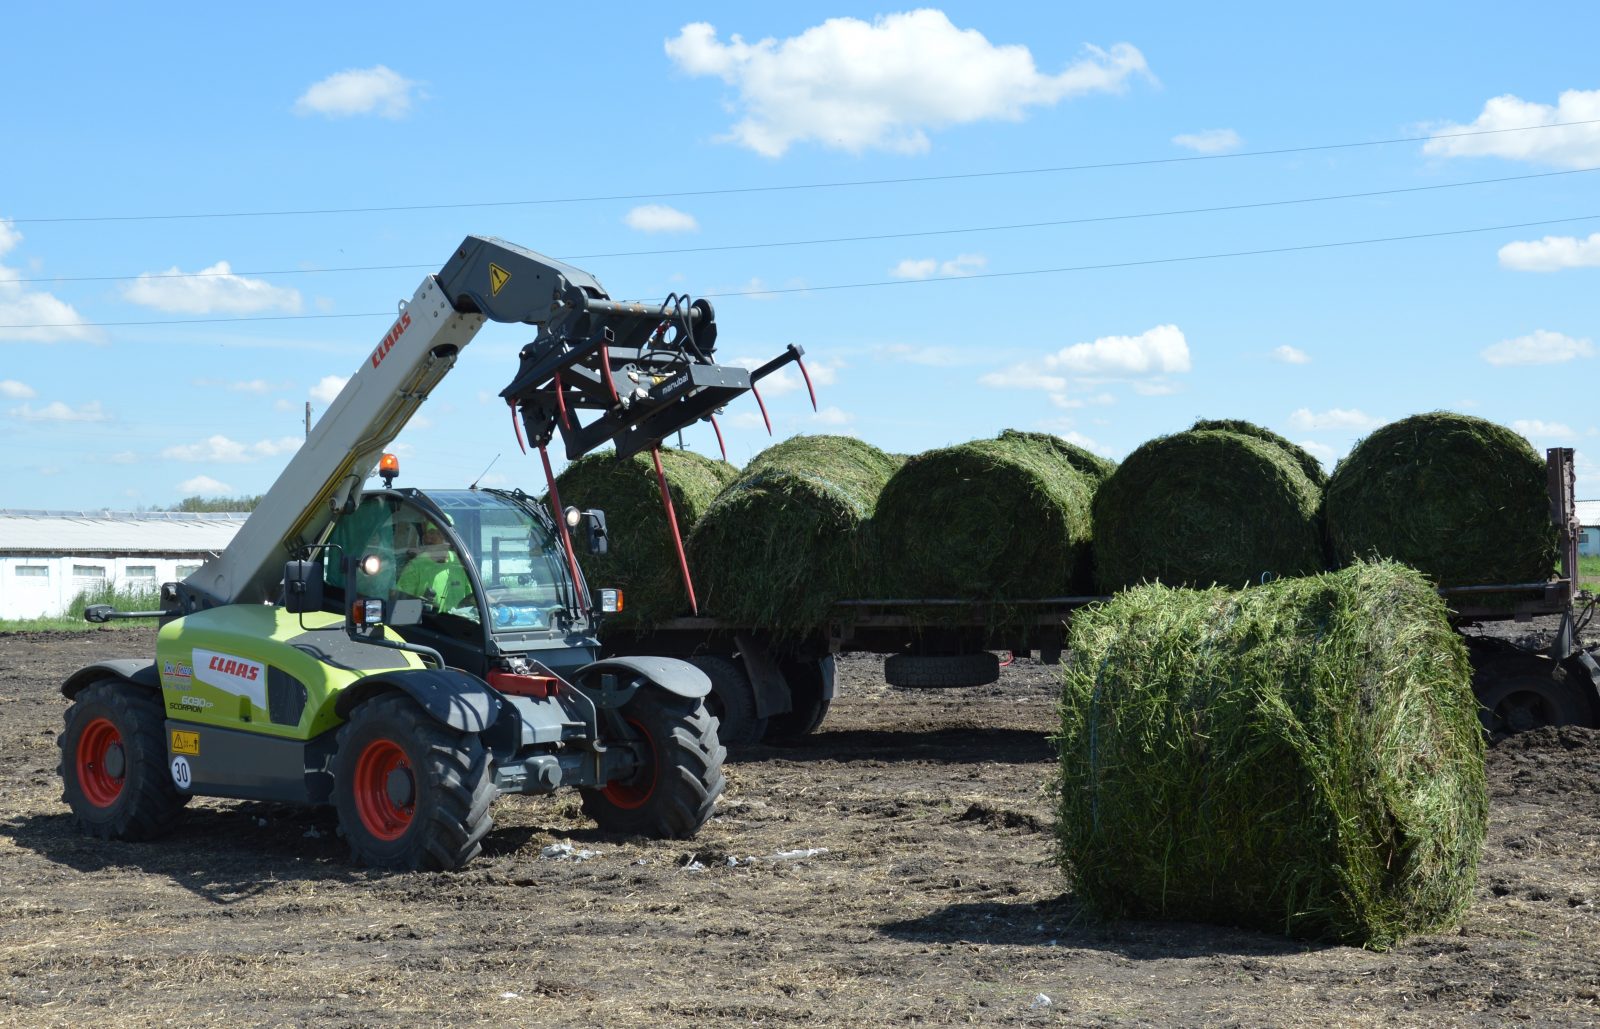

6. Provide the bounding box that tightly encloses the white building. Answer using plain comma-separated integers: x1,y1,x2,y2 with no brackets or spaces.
0,510,245,620
1578,500,1600,558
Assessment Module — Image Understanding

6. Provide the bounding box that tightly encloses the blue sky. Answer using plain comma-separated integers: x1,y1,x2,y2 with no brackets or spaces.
3,3,1598,509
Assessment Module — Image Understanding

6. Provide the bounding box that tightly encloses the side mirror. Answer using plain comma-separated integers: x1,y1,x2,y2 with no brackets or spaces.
283,558,324,613
583,509,608,555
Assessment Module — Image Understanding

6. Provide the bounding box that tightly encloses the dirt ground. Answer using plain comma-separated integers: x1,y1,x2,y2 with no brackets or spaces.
1,628,1597,1028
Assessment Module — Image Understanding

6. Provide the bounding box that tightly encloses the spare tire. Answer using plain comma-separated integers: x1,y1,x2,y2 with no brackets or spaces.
884,653,1000,689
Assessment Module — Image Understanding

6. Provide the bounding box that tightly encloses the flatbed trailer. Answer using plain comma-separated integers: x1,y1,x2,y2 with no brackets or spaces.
603,448,1600,741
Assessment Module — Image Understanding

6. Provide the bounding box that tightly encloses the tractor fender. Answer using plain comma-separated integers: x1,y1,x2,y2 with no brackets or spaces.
335,668,501,734
573,656,711,700
62,660,159,699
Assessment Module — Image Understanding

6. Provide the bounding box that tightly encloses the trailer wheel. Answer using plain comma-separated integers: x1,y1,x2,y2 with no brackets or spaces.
765,657,834,741
582,689,725,838
59,679,189,841
884,652,1001,689
333,693,494,870
690,655,767,745
1476,660,1595,734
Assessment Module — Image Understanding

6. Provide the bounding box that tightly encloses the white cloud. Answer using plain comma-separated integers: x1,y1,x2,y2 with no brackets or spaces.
1272,345,1311,364
310,375,348,403
1049,392,1116,409
1288,408,1380,431
179,474,234,495
811,406,853,426
1512,419,1576,439
9,400,107,422
890,254,987,279
1423,89,1600,168
1481,329,1594,366
162,434,302,463
0,220,100,343
666,12,1150,156
0,379,35,398
121,262,302,315
1298,440,1337,467
623,204,699,233
1131,380,1181,396
294,65,419,119
1172,128,1240,153
982,324,1190,392
1498,233,1600,272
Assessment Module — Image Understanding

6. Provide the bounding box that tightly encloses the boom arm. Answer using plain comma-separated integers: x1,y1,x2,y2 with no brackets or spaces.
178,236,806,610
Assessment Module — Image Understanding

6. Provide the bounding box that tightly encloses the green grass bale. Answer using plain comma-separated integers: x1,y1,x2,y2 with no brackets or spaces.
1191,418,1329,488
1325,412,1556,588
875,431,1108,605
1091,426,1325,591
553,448,736,629
1056,562,1487,948
686,435,901,634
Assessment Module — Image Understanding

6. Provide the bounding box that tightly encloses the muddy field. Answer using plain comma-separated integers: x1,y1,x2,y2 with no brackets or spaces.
1,628,1597,1027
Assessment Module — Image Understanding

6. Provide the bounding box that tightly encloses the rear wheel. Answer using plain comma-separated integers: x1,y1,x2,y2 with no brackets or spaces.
690,654,767,745
581,689,725,838
58,679,188,841
333,693,494,870
1475,656,1597,734
765,657,833,741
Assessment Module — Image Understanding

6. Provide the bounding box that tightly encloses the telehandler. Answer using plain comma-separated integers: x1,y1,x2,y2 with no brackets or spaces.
58,236,807,869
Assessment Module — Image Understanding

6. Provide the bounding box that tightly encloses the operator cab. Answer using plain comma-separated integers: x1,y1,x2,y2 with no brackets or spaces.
321,487,597,676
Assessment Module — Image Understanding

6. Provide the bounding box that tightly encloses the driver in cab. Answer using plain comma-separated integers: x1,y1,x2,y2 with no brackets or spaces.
397,521,478,619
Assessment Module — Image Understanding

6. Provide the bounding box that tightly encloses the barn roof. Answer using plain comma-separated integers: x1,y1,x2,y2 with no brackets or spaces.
1578,500,1600,528
0,510,246,554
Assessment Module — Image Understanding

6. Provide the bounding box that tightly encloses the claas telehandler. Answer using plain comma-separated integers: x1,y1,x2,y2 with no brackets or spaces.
57,236,809,869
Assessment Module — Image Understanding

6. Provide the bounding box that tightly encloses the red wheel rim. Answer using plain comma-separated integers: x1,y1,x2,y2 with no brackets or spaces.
353,738,414,840
76,717,125,808
602,718,657,809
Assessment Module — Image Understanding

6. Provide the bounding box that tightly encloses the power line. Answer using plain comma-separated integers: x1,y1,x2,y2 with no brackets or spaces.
16,165,1599,286
8,119,1599,225
4,212,1595,330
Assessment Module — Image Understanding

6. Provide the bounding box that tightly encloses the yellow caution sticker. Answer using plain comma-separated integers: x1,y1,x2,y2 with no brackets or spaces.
170,730,200,756
489,262,511,297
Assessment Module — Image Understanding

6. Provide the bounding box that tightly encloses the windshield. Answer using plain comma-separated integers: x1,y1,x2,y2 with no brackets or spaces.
429,489,574,632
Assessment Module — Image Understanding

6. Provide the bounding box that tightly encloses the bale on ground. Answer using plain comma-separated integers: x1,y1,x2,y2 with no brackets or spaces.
686,435,901,634
1056,561,1488,948
1325,412,1556,588
552,448,736,629
874,430,1108,605
1091,426,1325,591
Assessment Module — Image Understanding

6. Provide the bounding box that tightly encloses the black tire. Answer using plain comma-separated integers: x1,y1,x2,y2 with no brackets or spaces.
884,652,1000,689
765,657,834,741
333,693,494,871
1475,657,1595,734
690,654,768,745
581,689,725,838
58,679,188,841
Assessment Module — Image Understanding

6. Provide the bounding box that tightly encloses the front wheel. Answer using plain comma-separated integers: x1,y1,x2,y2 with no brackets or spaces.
333,693,495,870
581,689,725,838
59,679,189,840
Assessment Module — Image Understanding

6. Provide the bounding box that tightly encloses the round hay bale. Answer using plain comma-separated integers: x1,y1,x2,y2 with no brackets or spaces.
1325,412,1555,588
686,435,901,634
875,431,1105,604
1191,418,1328,488
1056,561,1488,948
1091,428,1325,591
553,448,736,628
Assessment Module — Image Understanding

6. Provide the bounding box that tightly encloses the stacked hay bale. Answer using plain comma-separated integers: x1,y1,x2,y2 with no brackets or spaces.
552,448,736,629
686,435,901,635
1091,421,1326,591
1325,412,1556,587
1056,561,1488,948
874,431,1111,607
